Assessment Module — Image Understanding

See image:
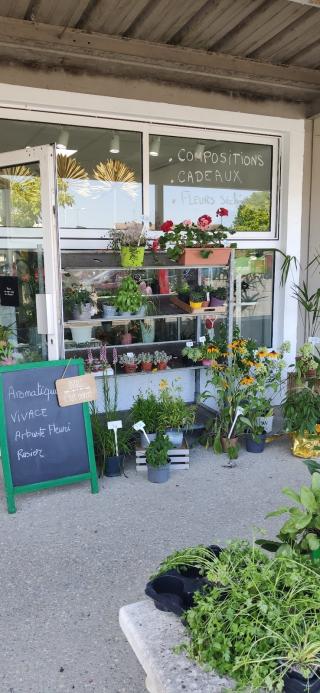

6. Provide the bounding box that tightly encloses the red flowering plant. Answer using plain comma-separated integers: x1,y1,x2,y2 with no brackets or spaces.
158,212,229,262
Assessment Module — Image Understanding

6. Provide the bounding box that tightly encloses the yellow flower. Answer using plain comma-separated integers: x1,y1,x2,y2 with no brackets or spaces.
252,361,263,369
159,378,168,389
268,350,280,359
207,346,219,354
240,376,255,386
257,349,268,359
315,424,320,434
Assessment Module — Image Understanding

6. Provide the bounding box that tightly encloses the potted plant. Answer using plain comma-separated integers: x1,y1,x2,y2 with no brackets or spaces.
141,318,155,344
295,342,318,381
138,352,154,372
64,284,92,320
101,290,117,318
283,385,320,458
115,275,144,316
158,213,232,266
0,324,15,365
241,396,273,453
177,280,190,303
90,358,132,477
210,286,227,307
189,287,206,310
131,388,162,448
158,379,196,447
153,350,172,370
145,432,170,483
119,352,139,374
114,222,146,268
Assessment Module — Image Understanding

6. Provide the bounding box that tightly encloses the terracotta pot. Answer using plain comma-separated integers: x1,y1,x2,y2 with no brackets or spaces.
157,361,167,370
123,364,137,374
221,436,239,453
178,247,231,266
141,362,153,372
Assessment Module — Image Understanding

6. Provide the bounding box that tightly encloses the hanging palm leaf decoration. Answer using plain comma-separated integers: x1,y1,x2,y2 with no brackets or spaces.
93,159,137,197
0,165,33,189
56,154,88,180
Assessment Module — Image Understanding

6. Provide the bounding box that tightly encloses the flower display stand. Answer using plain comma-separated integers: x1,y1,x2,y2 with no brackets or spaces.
136,442,190,470
119,600,234,693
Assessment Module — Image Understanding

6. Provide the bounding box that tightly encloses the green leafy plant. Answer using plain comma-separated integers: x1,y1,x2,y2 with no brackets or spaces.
63,284,92,312
189,288,205,303
279,252,320,337
152,545,218,578
137,352,154,364
257,473,320,557
158,379,196,431
90,362,132,476
283,386,320,436
113,222,146,248
183,541,320,691
118,353,138,367
153,350,172,365
295,342,318,382
115,275,144,314
211,286,227,300
131,389,162,433
145,432,170,468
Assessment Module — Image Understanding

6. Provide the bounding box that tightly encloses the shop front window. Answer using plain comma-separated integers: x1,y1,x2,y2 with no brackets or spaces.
149,134,275,237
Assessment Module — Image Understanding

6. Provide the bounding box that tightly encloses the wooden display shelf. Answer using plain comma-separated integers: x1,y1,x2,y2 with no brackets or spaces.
136,442,189,470
170,296,226,315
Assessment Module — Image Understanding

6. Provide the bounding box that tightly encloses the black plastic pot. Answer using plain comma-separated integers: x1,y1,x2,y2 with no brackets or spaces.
283,669,320,693
145,544,221,615
245,432,266,453
104,455,124,477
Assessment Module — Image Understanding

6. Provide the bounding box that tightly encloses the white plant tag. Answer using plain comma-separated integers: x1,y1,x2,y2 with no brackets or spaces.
199,336,206,344
107,420,123,431
186,341,193,347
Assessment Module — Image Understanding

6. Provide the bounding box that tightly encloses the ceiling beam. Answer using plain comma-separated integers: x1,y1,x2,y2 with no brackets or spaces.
288,0,320,6
0,16,319,103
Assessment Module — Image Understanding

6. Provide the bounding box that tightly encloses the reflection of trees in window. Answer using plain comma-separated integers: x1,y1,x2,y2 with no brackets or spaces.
233,191,270,232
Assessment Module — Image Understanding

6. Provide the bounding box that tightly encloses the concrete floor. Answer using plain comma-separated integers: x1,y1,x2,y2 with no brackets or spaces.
0,439,310,693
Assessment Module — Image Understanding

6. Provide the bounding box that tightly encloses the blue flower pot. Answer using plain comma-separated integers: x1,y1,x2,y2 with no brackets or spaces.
245,433,266,453
147,463,170,483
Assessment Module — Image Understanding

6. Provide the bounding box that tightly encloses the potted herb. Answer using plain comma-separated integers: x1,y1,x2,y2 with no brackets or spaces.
145,432,170,483
158,380,196,447
115,275,144,316
131,388,162,447
138,352,154,372
158,213,231,265
153,350,172,370
119,352,138,374
189,287,206,310
101,290,117,318
177,280,190,303
114,222,146,268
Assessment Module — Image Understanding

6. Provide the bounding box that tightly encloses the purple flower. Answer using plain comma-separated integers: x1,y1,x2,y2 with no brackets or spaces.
100,344,107,364
87,348,93,365
113,348,118,365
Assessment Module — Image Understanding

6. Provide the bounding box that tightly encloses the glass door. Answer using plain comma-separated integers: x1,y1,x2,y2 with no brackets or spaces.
0,145,61,363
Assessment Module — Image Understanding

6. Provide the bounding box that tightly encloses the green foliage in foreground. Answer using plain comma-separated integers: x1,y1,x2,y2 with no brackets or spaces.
154,540,320,691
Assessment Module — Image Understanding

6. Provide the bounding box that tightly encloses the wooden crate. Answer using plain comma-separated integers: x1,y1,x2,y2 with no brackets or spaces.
170,296,225,315
136,442,189,470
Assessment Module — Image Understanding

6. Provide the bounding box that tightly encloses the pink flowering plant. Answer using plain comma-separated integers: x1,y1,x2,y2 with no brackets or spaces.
158,211,230,261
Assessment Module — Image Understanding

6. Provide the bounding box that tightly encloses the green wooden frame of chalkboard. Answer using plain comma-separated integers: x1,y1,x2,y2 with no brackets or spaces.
0,359,99,514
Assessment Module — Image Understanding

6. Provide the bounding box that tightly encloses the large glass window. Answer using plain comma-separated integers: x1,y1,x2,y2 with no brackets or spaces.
149,134,274,235
0,120,142,231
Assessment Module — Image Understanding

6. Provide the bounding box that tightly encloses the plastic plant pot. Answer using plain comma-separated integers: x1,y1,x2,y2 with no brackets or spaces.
120,246,145,268
283,668,320,693
147,463,170,483
71,326,92,343
72,303,92,321
104,455,123,477
245,432,266,453
166,429,183,447
140,432,157,449
189,300,202,310
210,296,225,307
102,304,116,318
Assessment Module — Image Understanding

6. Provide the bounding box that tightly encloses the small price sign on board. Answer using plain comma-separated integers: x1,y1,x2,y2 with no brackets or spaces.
56,374,97,407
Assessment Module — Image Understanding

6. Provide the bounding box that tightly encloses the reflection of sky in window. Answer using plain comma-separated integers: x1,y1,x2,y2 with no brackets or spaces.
149,186,267,227
58,180,142,228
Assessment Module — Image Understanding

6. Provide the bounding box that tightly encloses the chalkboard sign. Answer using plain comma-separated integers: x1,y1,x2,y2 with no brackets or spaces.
0,359,98,513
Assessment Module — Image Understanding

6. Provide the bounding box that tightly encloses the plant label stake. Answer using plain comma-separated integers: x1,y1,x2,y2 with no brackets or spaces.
107,420,122,457
133,420,150,444
199,336,206,344
228,406,244,439
186,341,193,347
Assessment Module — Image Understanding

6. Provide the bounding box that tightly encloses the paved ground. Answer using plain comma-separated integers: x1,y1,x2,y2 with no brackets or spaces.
0,438,310,693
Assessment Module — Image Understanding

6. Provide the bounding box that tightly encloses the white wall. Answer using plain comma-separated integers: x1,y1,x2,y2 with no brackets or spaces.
308,116,320,340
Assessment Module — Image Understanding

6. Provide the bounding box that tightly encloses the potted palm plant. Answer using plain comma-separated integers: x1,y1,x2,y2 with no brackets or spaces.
145,432,170,483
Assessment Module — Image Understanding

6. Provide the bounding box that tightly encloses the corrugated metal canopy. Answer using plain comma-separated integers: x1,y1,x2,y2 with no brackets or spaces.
0,0,319,116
